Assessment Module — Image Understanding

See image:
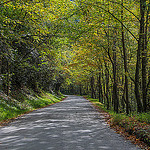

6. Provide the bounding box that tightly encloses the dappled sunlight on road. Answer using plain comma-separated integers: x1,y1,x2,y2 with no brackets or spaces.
0,96,140,150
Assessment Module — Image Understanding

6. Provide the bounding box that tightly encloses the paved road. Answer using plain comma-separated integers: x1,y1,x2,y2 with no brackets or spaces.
0,96,140,150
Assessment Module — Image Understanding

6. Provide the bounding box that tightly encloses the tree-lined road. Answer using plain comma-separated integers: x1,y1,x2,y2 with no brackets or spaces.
0,96,140,150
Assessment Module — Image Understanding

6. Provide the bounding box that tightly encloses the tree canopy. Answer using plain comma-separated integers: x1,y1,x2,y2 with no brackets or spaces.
0,0,149,113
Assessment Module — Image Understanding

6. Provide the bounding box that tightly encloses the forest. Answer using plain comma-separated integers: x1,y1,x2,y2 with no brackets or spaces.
0,0,149,116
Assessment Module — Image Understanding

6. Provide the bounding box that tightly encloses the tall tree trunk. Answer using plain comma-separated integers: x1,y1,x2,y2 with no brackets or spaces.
98,72,103,102
135,0,147,113
0,54,2,92
142,0,149,112
102,67,106,104
104,60,110,110
147,69,150,108
98,73,101,102
80,84,82,95
121,0,129,114
87,82,89,95
135,44,143,112
6,60,10,96
113,37,119,113
91,75,95,98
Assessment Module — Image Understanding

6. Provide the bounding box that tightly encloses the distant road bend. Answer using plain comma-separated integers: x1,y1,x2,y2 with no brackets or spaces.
0,95,140,150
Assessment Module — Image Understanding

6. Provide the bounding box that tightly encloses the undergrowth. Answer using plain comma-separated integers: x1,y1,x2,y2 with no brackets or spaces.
0,89,65,122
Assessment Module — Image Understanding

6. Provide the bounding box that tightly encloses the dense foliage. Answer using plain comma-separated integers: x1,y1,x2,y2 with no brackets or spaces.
0,0,71,95
0,0,149,114
61,0,150,114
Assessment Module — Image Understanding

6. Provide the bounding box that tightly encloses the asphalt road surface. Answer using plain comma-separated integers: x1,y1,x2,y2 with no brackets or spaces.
0,95,140,150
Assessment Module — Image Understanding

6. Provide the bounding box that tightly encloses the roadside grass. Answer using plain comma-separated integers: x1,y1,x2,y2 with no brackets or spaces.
135,112,150,124
0,89,65,123
85,96,150,148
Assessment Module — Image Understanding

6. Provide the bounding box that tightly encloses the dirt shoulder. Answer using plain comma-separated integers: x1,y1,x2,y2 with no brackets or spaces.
86,97,150,150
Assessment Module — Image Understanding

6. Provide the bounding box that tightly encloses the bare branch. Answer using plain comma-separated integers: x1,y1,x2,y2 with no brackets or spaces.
92,3,139,42
108,1,140,21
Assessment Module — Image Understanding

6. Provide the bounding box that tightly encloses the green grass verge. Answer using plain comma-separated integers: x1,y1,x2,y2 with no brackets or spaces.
85,96,150,124
85,96,150,147
0,90,65,122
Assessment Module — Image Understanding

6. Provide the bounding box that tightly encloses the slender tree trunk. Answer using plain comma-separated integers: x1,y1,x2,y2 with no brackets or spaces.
102,67,106,104
105,64,110,109
131,82,135,111
87,82,89,95
113,37,119,113
135,43,143,113
121,82,126,111
0,54,2,92
98,72,103,102
98,73,101,102
91,75,95,98
121,0,129,114
147,69,150,107
6,60,10,96
80,84,82,95
142,0,149,112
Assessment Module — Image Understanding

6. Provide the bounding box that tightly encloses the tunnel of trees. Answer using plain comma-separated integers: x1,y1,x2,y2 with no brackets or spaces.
0,0,149,114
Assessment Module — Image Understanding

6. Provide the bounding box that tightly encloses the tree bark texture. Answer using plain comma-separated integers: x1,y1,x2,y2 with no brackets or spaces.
121,0,129,114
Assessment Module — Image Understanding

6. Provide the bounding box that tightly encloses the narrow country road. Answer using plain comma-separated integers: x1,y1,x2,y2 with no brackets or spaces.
0,96,140,150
